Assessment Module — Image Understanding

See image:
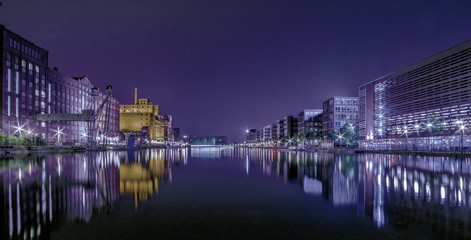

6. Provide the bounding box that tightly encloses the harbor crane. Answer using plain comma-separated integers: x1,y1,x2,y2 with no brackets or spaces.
34,85,113,149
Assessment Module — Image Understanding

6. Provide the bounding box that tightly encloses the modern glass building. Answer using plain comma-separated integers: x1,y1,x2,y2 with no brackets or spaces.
359,39,471,151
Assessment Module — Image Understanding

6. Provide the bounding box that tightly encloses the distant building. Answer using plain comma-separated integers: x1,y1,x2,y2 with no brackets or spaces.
277,119,286,139
172,127,180,141
359,39,471,151
246,129,256,142
298,109,323,136
322,96,359,140
156,115,173,141
255,128,263,142
284,115,298,139
190,136,227,145
262,125,272,141
271,123,278,140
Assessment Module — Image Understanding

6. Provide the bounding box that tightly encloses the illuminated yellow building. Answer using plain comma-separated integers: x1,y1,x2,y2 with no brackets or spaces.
119,88,167,140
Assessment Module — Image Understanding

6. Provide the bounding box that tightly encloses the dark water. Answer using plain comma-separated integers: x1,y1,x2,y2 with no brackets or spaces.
1,148,471,239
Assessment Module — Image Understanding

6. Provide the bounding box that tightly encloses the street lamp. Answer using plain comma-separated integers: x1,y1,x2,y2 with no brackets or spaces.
53,127,64,144
337,132,345,148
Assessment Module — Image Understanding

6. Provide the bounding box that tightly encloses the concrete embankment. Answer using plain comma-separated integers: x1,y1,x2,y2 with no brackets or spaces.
237,146,471,158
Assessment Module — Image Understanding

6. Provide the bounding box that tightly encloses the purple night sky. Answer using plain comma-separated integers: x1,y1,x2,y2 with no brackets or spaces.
1,0,471,141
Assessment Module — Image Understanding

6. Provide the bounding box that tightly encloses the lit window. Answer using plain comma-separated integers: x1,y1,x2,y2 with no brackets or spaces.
16,98,18,117
7,96,10,116
15,71,19,94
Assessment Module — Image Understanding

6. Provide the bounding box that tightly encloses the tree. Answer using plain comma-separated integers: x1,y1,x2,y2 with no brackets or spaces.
20,134,30,146
338,123,359,147
8,136,18,145
298,134,307,146
34,135,46,146
0,133,6,145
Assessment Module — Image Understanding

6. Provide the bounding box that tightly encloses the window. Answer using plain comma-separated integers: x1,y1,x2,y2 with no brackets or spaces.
15,71,19,94
7,96,10,116
16,98,19,118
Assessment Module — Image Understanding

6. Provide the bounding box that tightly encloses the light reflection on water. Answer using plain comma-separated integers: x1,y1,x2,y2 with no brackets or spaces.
1,148,471,239
236,148,471,234
0,149,187,240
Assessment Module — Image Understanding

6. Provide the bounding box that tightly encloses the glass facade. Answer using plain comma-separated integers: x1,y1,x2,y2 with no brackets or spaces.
359,39,471,151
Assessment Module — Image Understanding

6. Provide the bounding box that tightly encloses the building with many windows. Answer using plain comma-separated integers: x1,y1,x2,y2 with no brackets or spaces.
262,124,272,141
276,118,286,139
1,25,119,144
284,115,298,140
359,39,471,151
298,109,323,136
322,96,359,141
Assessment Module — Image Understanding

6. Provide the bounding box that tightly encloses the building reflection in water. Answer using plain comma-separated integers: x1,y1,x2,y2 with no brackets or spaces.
0,148,187,240
190,146,233,159
235,148,471,238
118,148,187,208
0,152,120,240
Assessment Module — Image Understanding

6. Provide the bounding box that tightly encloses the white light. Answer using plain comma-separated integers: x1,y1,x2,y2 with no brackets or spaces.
440,186,446,200
414,181,419,194
414,125,419,129
427,123,432,127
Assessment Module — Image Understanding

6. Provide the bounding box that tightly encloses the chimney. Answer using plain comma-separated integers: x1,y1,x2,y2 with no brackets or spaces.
134,88,138,105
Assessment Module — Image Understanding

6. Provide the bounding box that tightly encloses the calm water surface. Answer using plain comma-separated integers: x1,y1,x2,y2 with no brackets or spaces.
1,148,471,239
